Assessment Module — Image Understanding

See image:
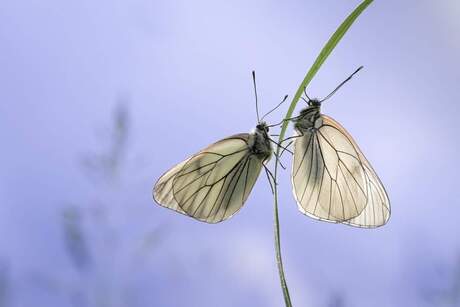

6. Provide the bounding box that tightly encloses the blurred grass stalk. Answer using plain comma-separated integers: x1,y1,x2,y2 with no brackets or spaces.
272,1,374,306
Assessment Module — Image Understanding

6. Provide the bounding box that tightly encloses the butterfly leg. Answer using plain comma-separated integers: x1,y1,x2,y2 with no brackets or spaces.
279,140,293,159
272,151,286,170
268,138,293,155
279,132,304,144
263,165,276,194
278,130,305,159
267,115,303,129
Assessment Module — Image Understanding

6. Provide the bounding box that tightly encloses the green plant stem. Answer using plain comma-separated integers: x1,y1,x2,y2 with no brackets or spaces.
272,1,374,306
273,182,292,307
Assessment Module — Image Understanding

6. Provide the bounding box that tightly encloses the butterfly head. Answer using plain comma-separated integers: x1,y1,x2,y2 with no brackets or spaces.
256,121,270,134
299,101,321,117
307,98,321,107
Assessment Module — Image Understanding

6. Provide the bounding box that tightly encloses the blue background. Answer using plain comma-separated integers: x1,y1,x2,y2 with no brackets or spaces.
1,0,459,306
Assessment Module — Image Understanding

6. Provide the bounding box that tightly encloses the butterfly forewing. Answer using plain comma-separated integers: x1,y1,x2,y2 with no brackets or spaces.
154,134,264,223
292,114,390,227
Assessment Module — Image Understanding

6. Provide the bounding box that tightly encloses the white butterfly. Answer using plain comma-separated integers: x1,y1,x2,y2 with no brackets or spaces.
289,67,390,228
153,72,287,223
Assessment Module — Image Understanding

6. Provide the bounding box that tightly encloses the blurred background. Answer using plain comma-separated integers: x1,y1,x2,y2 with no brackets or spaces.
1,0,459,306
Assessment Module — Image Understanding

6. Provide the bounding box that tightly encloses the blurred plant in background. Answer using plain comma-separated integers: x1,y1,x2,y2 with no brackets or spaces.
62,206,92,273
328,292,346,307
81,101,130,184
0,261,11,307
422,255,460,307
17,101,169,307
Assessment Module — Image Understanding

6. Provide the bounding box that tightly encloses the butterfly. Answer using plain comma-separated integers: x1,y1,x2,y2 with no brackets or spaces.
153,72,288,223
288,66,390,228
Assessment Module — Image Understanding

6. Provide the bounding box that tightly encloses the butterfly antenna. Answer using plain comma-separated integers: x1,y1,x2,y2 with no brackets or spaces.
303,86,312,102
320,66,364,103
252,71,261,123
261,95,288,121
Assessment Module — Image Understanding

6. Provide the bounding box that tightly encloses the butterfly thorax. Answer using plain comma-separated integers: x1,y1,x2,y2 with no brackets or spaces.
295,104,322,131
248,122,272,161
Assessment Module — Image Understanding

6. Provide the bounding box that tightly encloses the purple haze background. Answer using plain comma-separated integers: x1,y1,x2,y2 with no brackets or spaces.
1,0,460,306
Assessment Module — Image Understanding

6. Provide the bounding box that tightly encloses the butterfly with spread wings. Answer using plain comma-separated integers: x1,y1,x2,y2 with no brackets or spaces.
288,67,391,228
153,72,288,223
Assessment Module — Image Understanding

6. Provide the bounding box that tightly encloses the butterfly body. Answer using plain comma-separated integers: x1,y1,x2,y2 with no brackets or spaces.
249,122,272,160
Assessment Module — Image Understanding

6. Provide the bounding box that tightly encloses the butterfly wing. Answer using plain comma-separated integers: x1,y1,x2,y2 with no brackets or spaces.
321,116,391,228
291,115,390,228
153,134,264,223
153,158,190,215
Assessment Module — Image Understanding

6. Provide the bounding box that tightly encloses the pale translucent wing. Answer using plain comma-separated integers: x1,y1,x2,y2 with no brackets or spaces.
292,115,390,227
153,158,190,215
172,134,263,223
321,116,391,228
154,134,263,223
292,125,367,223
